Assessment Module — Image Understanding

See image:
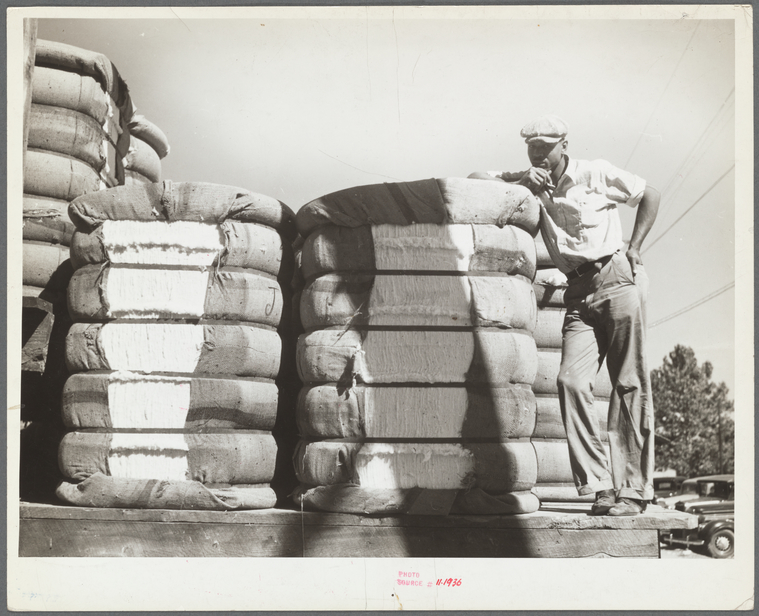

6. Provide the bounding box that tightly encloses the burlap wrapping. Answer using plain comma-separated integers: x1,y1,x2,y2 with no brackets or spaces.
22,241,72,288
123,136,161,182
533,307,566,348
530,439,575,484
35,39,134,163
23,195,69,219
32,66,109,125
296,327,538,386
62,372,278,430
68,181,297,240
24,149,103,201
301,222,537,281
28,104,114,174
57,473,277,510
35,39,132,115
68,264,286,326
65,321,282,378
123,170,152,187
293,439,539,492
300,272,537,332
296,383,537,440
69,220,290,278
23,219,74,246
296,178,540,236
127,114,170,158
59,431,277,484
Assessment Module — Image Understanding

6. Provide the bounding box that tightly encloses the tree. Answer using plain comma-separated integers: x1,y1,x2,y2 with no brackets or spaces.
651,345,734,477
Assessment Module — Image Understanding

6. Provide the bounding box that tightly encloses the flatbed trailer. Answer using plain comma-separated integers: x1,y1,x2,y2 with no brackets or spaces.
19,501,696,558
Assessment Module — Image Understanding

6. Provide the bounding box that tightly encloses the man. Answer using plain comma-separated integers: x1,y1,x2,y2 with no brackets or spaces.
470,115,660,516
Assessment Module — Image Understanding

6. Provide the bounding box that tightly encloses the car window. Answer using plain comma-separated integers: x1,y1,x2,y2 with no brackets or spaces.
698,482,715,497
697,481,732,499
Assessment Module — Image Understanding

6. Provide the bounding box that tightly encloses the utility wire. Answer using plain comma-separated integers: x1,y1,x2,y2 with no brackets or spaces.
650,281,735,328
624,23,701,169
641,164,735,254
658,108,734,219
659,88,735,205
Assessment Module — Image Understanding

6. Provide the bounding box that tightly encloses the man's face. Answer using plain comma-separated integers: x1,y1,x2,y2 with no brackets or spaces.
527,139,566,172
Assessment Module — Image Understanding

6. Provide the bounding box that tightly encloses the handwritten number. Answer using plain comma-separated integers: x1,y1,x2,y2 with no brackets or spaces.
265,286,278,316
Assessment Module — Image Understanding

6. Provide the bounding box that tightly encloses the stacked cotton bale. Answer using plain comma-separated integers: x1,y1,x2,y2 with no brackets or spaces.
24,40,170,307
529,236,612,503
54,182,298,510
291,178,551,515
23,39,131,332
21,39,136,500
21,40,172,502
123,114,169,186
25,40,130,257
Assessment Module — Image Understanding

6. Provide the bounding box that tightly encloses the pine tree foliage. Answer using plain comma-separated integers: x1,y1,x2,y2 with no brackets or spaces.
651,345,734,476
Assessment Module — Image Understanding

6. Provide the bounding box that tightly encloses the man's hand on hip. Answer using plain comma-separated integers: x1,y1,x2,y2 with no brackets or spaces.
518,167,553,194
626,247,643,277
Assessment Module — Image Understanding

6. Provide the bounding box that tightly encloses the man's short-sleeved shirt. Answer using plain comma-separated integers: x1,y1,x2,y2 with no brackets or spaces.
490,157,646,273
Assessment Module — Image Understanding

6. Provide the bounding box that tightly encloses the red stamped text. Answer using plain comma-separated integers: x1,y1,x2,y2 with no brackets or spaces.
436,578,462,587
397,571,422,586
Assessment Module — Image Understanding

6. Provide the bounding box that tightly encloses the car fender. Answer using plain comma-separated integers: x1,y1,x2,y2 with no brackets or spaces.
700,519,734,539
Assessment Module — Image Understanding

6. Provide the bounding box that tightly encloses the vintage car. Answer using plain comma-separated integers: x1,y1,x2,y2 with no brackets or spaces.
653,476,687,500
655,473,731,509
660,475,735,558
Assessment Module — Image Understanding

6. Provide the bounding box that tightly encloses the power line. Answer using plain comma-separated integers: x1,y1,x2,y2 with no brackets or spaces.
641,164,735,254
659,87,734,199
658,88,735,207
658,107,734,220
649,281,735,328
624,23,701,169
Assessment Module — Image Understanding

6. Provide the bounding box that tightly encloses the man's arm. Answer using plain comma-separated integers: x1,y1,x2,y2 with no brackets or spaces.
468,170,540,185
626,185,660,276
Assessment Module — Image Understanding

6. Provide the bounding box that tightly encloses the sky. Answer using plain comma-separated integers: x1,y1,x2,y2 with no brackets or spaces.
31,9,741,394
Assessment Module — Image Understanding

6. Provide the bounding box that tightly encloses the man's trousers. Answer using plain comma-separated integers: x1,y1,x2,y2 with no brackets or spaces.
557,251,655,501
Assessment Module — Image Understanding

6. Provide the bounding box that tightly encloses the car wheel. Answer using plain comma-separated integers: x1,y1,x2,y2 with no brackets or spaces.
706,529,734,559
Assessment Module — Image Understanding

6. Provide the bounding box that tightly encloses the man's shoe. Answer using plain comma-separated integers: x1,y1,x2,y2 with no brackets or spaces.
607,497,647,516
590,490,616,516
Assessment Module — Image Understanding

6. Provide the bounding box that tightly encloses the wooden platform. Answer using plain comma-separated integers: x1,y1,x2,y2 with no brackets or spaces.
18,501,697,558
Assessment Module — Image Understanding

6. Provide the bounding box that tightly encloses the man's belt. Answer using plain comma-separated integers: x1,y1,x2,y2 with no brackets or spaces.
565,254,614,280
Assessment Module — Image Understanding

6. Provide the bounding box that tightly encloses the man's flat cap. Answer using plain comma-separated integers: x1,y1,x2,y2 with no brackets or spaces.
520,115,568,144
